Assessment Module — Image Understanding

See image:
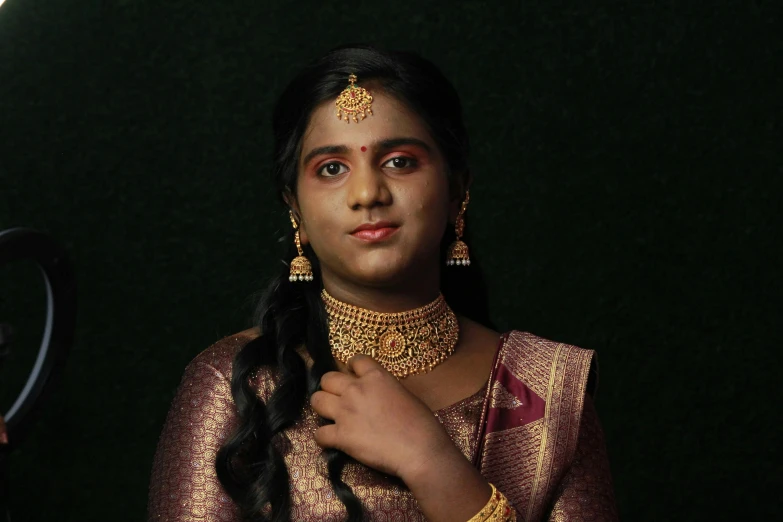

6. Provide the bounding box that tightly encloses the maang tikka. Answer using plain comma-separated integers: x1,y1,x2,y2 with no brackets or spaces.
288,210,314,282
336,74,373,123
446,191,471,266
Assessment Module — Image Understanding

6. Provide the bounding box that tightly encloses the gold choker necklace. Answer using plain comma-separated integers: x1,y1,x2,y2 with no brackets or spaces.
322,289,459,379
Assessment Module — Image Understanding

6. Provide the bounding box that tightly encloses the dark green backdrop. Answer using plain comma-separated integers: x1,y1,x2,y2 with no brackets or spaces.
1,0,780,520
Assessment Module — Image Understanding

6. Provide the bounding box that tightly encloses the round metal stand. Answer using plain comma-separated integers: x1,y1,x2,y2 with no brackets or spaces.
0,228,76,520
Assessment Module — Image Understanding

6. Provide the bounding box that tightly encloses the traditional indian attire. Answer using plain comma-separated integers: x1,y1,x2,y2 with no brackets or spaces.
148,329,618,521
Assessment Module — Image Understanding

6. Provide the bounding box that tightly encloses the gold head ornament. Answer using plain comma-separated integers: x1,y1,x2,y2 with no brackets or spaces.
335,74,373,123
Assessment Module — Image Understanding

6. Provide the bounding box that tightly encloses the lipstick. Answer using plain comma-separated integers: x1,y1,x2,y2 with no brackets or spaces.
350,222,399,242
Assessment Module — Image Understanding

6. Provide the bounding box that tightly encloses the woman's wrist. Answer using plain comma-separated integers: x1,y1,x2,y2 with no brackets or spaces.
466,483,517,522
395,425,459,482
399,442,492,522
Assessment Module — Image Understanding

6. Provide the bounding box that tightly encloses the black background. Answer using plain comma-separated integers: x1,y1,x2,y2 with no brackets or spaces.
1,0,780,520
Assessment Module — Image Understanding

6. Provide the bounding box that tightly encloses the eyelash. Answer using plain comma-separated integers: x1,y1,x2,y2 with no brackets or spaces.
316,156,419,177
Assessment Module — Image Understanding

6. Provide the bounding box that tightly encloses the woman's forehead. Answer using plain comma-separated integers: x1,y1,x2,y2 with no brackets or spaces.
302,92,433,151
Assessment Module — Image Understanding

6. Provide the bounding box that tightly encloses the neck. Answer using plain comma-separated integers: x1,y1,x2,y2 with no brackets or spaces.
322,273,459,379
320,270,441,313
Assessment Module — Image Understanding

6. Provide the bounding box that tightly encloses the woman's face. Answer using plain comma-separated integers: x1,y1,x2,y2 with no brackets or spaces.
294,90,456,290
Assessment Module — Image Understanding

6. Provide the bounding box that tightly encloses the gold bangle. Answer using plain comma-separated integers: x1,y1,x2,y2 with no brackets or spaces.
467,483,516,522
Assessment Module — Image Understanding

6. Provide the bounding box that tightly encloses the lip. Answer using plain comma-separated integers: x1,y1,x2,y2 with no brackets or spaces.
350,221,399,242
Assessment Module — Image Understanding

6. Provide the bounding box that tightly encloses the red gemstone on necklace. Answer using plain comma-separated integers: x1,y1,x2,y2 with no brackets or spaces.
351,91,356,98
390,340,396,347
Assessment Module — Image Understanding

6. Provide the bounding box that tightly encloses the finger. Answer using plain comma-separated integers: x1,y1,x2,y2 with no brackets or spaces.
346,354,384,377
309,390,341,420
313,423,340,449
320,371,353,395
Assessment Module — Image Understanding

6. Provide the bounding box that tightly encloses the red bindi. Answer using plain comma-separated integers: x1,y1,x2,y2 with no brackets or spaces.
360,146,367,152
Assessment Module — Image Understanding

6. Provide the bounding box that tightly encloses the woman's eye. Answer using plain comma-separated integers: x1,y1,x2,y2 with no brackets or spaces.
383,157,417,169
317,162,348,177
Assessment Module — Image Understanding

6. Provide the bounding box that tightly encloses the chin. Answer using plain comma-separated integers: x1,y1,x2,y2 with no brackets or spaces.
351,267,408,287
347,257,416,287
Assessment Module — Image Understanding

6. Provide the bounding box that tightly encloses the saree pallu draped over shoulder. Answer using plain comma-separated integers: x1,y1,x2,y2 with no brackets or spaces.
475,331,618,521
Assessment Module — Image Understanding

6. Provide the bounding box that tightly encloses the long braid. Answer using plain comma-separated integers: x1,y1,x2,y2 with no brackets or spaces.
301,273,364,521
215,239,364,520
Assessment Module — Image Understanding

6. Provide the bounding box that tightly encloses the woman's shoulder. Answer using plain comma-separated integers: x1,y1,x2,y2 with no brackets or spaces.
184,327,282,401
501,330,598,397
185,327,262,382
502,330,595,358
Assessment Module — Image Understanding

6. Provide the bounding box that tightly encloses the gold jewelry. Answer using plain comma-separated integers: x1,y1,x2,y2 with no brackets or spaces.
288,210,314,282
446,190,471,266
335,74,374,123
322,289,459,379
467,483,516,522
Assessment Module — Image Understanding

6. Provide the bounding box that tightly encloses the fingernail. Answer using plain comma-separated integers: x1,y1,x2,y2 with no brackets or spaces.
0,433,8,444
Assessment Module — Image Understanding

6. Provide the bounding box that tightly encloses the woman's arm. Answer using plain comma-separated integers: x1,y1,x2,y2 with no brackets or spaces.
399,444,498,521
147,357,241,522
547,394,619,521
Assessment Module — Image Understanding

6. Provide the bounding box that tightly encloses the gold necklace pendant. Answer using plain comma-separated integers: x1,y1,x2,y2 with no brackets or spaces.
322,289,459,379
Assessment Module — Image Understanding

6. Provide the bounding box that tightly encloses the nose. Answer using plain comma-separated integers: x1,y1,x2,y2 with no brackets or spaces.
346,163,392,210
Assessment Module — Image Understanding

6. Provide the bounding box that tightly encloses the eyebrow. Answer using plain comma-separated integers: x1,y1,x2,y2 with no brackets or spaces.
302,137,432,166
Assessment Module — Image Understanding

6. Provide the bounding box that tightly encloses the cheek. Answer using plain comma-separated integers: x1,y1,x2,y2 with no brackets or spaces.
307,220,337,253
401,194,449,250
299,199,337,248
408,183,450,223
299,181,340,219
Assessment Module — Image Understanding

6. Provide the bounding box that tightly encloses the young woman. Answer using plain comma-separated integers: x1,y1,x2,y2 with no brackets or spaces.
148,45,618,522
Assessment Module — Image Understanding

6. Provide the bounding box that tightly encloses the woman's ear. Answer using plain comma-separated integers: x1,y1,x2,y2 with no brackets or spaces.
299,221,309,245
449,170,473,222
283,190,308,245
283,189,297,215
449,198,461,223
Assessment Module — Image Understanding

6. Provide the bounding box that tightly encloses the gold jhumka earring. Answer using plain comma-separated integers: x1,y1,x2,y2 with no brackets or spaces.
288,210,314,282
446,190,471,266
335,74,373,123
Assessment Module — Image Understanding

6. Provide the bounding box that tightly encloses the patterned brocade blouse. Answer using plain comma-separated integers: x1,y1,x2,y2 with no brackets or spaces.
147,329,618,521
